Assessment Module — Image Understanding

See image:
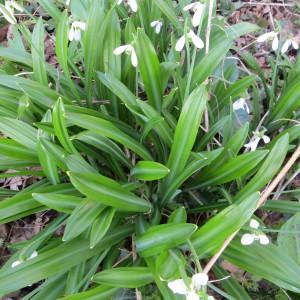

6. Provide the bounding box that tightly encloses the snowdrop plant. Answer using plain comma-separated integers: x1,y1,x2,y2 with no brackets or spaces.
0,0,299,299
183,2,205,27
168,273,214,300
68,21,86,41
257,31,279,51
175,30,204,51
117,0,138,12
244,130,270,152
113,44,138,67
281,38,298,54
241,219,269,246
150,20,163,34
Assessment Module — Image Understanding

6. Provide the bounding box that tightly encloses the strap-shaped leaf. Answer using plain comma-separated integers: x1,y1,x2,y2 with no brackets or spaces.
135,29,162,111
93,267,153,288
131,161,170,181
66,112,152,160
136,223,197,257
68,172,152,213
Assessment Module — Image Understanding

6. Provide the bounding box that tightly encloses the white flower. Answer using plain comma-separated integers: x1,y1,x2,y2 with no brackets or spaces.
244,130,270,152
11,251,38,268
175,30,204,52
150,20,163,34
168,272,209,300
183,2,204,27
113,44,138,67
68,21,86,41
66,0,71,5
281,38,298,54
0,0,24,25
241,219,269,246
257,31,279,51
233,98,250,114
117,0,138,12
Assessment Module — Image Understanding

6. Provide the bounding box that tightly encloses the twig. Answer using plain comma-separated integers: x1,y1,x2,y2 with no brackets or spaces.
242,2,293,7
203,145,300,274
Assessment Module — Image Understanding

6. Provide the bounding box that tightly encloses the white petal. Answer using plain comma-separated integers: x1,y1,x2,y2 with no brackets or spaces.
292,40,298,50
11,260,22,268
129,0,138,12
117,0,123,4
155,22,162,34
150,20,158,27
262,135,270,144
207,297,215,300
272,34,279,51
188,30,204,49
233,98,249,113
74,29,81,41
186,291,199,300
192,272,208,290
175,35,186,52
168,279,188,295
131,47,138,67
244,137,260,152
257,31,276,43
281,39,291,54
241,233,255,245
68,27,75,41
192,5,204,27
66,0,71,5
113,45,129,55
183,3,196,11
29,251,38,259
259,234,270,245
249,218,260,229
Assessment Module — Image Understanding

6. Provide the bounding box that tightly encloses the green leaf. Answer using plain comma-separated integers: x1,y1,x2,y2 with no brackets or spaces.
192,192,260,256
32,193,82,214
59,285,118,300
37,0,61,23
66,112,152,160
135,29,162,111
234,134,289,202
32,17,48,86
0,226,134,296
277,213,300,264
93,267,153,288
131,161,170,181
53,98,77,154
68,172,152,213
223,240,300,293
63,199,104,241
90,207,116,249
0,117,37,150
168,207,187,224
160,86,207,203
188,150,268,189
136,223,197,257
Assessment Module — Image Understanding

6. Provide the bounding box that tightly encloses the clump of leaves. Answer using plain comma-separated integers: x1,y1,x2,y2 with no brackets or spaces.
0,0,299,299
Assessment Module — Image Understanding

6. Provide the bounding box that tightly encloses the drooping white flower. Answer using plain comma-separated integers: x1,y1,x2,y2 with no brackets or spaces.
150,20,163,34
257,31,279,51
175,30,204,52
183,2,204,27
113,44,138,67
281,38,298,54
68,21,86,41
168,272,209,300
0,0,24,25
241,219,269,246
244,130,270,152
11,251,38,268
233,98,250,114
117,0,138,12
